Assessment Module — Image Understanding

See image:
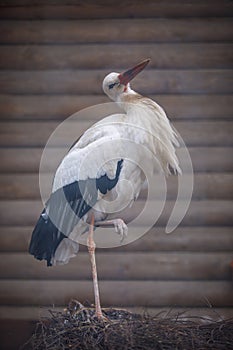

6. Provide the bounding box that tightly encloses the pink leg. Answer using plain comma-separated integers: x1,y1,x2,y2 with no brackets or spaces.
87,214,103,319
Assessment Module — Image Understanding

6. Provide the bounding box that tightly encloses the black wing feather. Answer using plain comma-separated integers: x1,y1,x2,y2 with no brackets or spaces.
29,159,123,266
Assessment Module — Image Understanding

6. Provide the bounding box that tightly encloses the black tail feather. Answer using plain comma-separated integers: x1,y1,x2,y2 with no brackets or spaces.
29,209,65,266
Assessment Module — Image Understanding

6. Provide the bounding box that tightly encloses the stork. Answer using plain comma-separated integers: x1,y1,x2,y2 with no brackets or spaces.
29,59,180,319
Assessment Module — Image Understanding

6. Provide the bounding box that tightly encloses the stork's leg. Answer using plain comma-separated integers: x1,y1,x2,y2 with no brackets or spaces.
95,218,128,243
87,214,103,319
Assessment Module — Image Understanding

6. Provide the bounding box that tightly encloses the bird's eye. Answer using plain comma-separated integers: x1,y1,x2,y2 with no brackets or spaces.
109,83,117,90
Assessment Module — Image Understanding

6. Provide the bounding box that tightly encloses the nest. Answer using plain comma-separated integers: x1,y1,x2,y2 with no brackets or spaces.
22,300,233,350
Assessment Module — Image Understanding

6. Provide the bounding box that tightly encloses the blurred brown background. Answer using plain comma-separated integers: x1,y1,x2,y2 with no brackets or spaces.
0,0,233,349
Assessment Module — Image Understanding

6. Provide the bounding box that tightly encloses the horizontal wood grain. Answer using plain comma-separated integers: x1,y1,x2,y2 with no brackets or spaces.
0,44,232,70
0,200,232,227
0,280,232,307
0,173,232,200
0,19,232,44
0,0,232,321
1,0,225,4
0,147,232,173
0,226,232,253
0,121,232,147
0,147,60,173
0,252,231,280
0,3,233,19
0,319,36,350
0,70,232,95
1,94,232,120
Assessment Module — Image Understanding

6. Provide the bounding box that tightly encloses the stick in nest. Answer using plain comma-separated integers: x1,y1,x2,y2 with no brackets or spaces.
20,301,233,350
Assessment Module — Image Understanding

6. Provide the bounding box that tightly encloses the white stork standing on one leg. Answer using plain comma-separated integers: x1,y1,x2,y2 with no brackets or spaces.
29,59,181,319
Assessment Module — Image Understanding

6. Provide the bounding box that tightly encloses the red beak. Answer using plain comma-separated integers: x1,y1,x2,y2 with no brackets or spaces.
118,58,150,86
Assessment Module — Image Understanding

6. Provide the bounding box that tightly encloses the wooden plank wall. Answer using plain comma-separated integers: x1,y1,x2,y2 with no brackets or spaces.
0,1,233,348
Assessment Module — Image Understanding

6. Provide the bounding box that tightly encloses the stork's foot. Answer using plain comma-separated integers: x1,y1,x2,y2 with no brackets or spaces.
94,309,109,322
95,218,128,243
94,308,104,320
113,219,128,243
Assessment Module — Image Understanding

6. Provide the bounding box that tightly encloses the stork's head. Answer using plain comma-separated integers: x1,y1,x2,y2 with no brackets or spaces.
102,59,150,101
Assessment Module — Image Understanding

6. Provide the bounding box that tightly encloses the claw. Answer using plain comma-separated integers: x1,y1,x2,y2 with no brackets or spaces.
94,218,128,243
113,219,128,243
